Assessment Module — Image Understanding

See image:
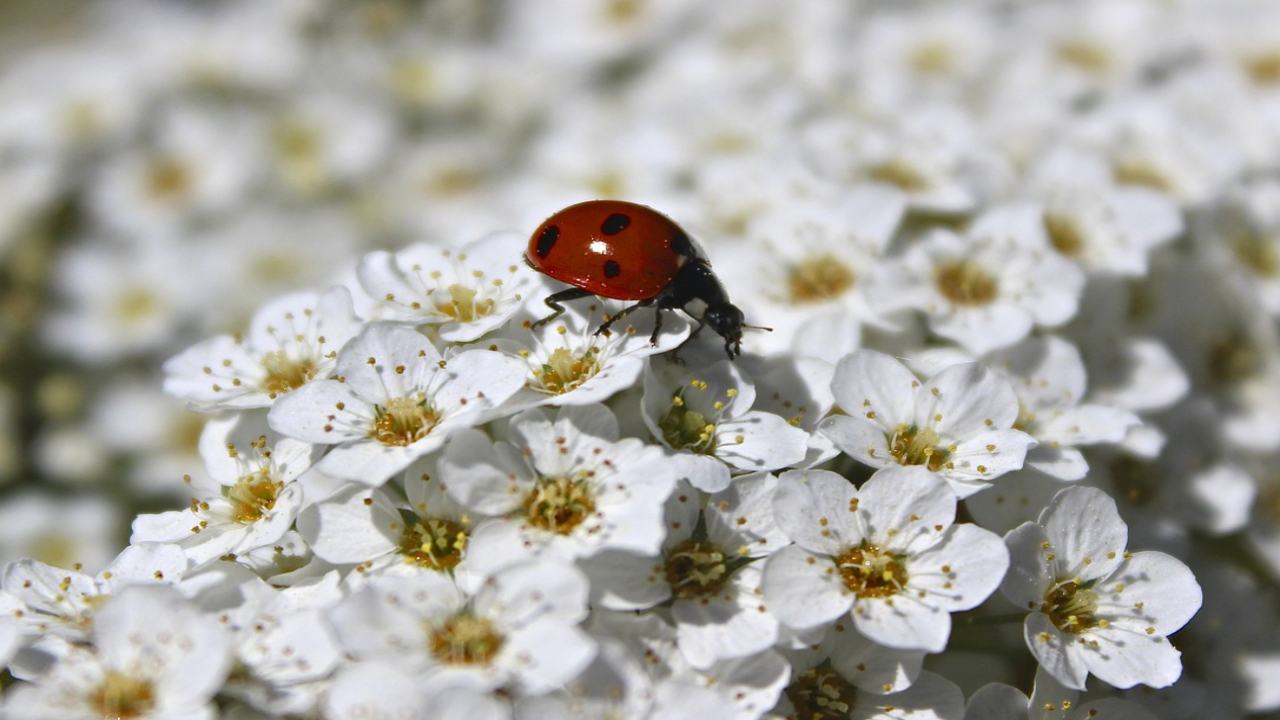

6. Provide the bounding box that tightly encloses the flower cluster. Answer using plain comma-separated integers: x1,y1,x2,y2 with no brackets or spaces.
2,0,1280,718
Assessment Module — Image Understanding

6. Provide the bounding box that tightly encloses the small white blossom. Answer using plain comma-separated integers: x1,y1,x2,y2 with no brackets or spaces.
643,359,808,493
131,412,317,566
357,232,538,342
442,404,675,576
1000,486,1202,690
164,287,362,411
821,350,1036,497
762,467,1008,652
965,667,1158,720
268,323,526,484
2,586,231,720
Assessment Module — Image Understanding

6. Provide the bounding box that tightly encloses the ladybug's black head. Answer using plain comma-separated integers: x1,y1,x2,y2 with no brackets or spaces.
704,302,744,359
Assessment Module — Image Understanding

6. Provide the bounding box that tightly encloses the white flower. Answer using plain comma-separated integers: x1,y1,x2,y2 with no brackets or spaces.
265,88,393,197
130,412,317,566
774,669,964,720
357,232,539,342
781,622,926,696
820,350,1036,497
268,323,526,484
164,287,362,411
0,494,122,574
89,105,258,236
762,467,1007,652
589,610,791,720
722,184,906,362
739,354,839,468
583,474,789,669
328,562,596,695
1027,146,1183,276
441,404,675,576
1,543,187,645
871,205,1085,355
43,242,201,363
1000,486,1202,690
324,660,511,720
296,461,486,587
206,568,343,716
985,336,1141,481
643,359,808,493
482,296,690,408
965,667,1157,720
2,586,231,720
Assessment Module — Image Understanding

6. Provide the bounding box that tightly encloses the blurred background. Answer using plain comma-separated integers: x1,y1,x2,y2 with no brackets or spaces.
4,6,1280,714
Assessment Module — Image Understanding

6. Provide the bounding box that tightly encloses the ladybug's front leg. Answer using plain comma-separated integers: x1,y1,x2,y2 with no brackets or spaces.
594,299,652,337
531,287,594,329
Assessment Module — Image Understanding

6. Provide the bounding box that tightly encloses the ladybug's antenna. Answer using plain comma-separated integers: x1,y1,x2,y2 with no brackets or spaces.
742,324,773,333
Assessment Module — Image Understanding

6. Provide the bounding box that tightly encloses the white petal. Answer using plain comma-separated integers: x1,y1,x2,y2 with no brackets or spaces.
864,670,965,720
1039,486,1128,582
831,350,919,429
716,411,809,472
317,439,430,485
478,560,590,628
1024,446,1089,481
1000,522,1053,611
761,545,853,630
503,618,597,695
917,363,1019,439
669,452,731,493
336,323,441,404
827,624,925,695
1081,624,1184,690
673,568,778,669
857,467,956,554
1096,551,1201,637
963,683,1027,720
907,524,1008,612
852,592,952,653
819,414,892,469
296,485,399,563
1023,612,1090,691
267,379,368,444
440,429,531,515
579,550,670,610
773,469,863,555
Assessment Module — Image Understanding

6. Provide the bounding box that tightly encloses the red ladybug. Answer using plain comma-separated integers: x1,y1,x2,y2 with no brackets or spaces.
525,200,754,358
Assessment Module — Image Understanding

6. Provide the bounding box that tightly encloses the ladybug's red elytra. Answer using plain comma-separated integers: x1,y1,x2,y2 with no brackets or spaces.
525,200,756,359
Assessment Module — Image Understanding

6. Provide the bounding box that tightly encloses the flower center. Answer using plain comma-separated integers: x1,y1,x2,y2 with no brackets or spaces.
1041,579,1101,634
1244,51,1280,86
605,0,641,24
935,260,998,305
435,284,495,322
30,532,77,570
112,288,160,325
908,40,955,75
371,396,439,446
834,544,908,598
399,518,468,570
1109,457,1158,506
522,477,597,535
888,424,952,472
659,390,718,455
1207,334,1262,385
530,347,601,395
1044,212,1086,258
1056,39,1112,74
1112,158,1173,193
144,156,192,201
88,671,156,720
260,352,318,398
866,158,930,192
272,119,320,162
664,540,730,599
1231,226,1280,277
785,662,859,720
786,254,856,303
226,472,282,524
430,613,505,666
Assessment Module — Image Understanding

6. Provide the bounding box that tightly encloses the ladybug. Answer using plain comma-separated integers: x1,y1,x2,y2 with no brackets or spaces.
525,200,758,358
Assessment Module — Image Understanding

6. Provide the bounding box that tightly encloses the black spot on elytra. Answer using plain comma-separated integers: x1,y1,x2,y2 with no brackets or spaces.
603,260,621,278
536,225,559,258
671,229,695,258
601,213,631,235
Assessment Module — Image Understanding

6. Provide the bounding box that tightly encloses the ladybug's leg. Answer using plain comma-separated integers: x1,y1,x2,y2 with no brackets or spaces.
594,299,653,337
531,288,594,329
648,309,664,346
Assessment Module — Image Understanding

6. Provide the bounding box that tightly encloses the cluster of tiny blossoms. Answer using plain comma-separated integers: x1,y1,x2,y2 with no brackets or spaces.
3,0,1280,718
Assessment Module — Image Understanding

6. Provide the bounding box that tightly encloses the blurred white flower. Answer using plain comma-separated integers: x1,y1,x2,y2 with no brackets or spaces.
965,666,1157,720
